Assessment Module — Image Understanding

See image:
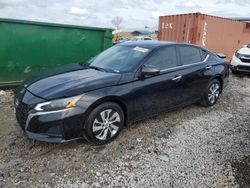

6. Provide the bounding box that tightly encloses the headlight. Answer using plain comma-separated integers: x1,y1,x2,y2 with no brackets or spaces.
235,52,243,59
34,95,82,112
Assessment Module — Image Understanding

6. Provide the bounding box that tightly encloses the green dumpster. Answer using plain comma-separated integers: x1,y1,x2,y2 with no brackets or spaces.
0,18,113,87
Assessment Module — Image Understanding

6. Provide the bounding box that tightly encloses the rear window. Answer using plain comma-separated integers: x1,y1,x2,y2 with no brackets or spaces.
179,46,202,65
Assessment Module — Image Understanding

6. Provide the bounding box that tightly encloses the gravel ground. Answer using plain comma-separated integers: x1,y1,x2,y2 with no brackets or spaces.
0,75,249,188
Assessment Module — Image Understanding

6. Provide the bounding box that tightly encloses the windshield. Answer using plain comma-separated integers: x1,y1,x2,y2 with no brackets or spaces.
89,45,151,73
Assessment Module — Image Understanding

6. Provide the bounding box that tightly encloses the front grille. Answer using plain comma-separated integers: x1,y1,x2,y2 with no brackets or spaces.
16,101,30,129
240,54,250,63
240,57,250,63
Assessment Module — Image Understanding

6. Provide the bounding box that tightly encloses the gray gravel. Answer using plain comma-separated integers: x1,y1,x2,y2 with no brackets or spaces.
0,75,250,188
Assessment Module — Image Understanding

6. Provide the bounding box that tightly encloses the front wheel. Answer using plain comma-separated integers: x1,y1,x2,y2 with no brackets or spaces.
231,69,239,75
84,102,124,145
200,79,221,107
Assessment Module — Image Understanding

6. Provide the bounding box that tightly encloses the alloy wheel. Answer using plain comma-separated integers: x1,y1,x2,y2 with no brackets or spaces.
92,109,121,141
208,83,220,104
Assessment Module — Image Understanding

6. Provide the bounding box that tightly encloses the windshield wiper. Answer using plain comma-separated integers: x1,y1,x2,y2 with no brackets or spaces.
88,65,106,72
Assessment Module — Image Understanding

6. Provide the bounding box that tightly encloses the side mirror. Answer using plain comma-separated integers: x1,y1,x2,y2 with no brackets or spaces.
216,53,226,59
79,61,86,65
141,64,160,76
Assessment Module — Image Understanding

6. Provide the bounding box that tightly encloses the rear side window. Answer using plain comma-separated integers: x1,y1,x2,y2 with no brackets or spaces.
208,54,219,61
179,46,202,65
201,50,208,60
145,46,178,70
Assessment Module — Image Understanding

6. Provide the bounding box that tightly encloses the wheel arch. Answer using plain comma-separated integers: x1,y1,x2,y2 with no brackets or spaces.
84,96,129,127
210,75,224,93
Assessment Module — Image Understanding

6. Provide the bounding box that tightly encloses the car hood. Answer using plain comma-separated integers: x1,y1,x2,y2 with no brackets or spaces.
25,68,122,100
238,47,250,55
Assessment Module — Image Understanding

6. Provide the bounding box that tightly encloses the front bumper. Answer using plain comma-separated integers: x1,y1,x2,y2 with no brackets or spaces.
231,55,250,73
25,131,76,143
16,105,86,143
231,65,250,73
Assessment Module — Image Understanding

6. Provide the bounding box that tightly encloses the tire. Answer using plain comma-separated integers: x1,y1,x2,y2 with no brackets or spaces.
84,102,124,145
231,69,239,75
200,79,221,107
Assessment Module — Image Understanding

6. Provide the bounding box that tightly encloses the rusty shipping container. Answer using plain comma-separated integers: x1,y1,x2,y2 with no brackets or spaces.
158,13,250,59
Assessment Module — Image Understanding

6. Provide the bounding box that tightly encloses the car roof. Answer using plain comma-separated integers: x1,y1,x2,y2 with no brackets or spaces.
118,40,177,49
117,40,210,52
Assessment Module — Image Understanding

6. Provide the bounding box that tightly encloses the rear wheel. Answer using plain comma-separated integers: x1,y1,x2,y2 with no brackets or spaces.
200,79,221,107
84,102,124,145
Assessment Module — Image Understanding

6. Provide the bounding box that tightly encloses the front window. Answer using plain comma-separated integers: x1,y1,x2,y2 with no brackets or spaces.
88,45,151,73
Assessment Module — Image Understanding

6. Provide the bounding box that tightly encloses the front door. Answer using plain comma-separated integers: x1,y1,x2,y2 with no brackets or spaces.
131,45,185,120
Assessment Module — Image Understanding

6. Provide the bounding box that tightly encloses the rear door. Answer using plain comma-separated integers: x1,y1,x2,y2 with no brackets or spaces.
176,44,214,101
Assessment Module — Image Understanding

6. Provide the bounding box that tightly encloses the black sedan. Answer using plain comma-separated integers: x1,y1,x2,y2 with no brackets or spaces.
15,41,229,145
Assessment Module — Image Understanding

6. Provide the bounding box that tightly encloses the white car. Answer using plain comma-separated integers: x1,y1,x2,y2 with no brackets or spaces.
131,36,153,41
231,44,250,74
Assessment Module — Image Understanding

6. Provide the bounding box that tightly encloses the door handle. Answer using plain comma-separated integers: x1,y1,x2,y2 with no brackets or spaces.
172,75,182,81
205,65,212,70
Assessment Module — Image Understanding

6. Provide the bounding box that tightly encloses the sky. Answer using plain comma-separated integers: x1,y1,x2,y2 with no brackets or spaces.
0,0,250,29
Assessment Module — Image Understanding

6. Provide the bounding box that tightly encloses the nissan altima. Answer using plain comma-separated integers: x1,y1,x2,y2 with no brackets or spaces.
15,41,229,145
